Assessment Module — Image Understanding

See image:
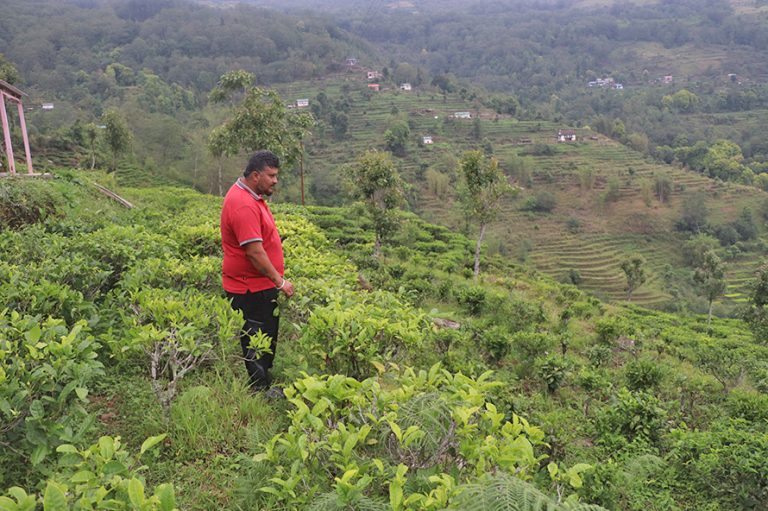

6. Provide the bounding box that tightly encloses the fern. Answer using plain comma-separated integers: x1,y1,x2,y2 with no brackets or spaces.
451,473,608,511
307,491,388,511
396,392,455,465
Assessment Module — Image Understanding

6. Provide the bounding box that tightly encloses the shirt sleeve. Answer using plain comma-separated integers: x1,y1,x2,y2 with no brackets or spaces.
232,205,263,246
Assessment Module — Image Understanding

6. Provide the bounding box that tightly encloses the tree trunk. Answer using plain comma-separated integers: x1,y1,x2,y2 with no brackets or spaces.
299,142,305,206
707,299,713,326
217,160,223,197
474,223,487,280
373,234,381,259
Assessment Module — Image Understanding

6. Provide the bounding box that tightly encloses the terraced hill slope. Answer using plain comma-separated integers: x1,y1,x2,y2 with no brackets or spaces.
277,73,768,310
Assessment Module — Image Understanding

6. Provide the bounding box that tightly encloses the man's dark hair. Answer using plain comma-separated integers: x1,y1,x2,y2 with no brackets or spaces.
244,150,280,177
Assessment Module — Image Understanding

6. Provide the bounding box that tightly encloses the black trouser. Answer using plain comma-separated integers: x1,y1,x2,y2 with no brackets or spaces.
227,288,279,389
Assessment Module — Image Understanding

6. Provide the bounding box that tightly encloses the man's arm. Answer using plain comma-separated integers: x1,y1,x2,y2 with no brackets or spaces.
244,241,294,297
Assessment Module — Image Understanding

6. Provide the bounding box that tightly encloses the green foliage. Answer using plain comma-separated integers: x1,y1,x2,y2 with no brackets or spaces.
102,109,133,172
667,420,768,510
452,471,606,511
743,263,768,344
454,285,487,316
522,191,556,213
118,288,241,416
458,151,515,277
538,355,570,393
620,254,647,302
243,366,571,509
345,151,406,258
298,290,427,378
0,312,103,482
625,358,664,391
384,120,410,156
596,389,666,445
207,70,313,169
692,250,726,323
0,435,176,511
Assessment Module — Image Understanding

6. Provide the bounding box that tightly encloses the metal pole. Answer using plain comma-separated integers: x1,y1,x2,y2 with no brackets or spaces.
0,92,16,174
15,99,33,174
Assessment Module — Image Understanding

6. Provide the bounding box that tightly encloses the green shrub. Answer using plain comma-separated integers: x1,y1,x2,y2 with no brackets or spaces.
725,388,768,423
667,419,768,510
454,285,487,316
537,355,571,393
1,435,176,511
586,345,612,367
0,312,103,484
625,358,665,391
596,389,666,444
298,290,428,378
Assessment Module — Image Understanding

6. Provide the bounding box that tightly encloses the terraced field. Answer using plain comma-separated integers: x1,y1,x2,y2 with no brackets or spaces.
277,74,768,309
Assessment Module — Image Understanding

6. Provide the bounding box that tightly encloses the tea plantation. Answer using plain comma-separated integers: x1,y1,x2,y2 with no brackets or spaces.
1,171,767,510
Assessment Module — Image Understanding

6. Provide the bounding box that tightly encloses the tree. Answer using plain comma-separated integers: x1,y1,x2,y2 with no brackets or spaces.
458,151,515,279
346,151,405,258
620,254,647,301
0,53,19,84
743,263,768,344
208,70,313,200
102,109,132,172
383,120,410,156
676,192,709,233
84,122,100,170
693,250,726,326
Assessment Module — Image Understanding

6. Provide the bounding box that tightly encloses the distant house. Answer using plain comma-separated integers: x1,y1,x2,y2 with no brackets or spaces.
368,83,380,92
453,111,471,119
613,83,624,90
400,83,412,91
422,135,433,145
346,57,359,67
663,75,673,84
367,70,382,81
296,98,309,108
41,103,54,110
557,129,577,142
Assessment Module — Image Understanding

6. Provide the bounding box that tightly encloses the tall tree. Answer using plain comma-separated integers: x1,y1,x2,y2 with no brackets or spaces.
458,150,515,279
693,250,726,326
383,120,410,156
102,109,132,172
620,254,647,302
346,151,405,258
208,70,313,200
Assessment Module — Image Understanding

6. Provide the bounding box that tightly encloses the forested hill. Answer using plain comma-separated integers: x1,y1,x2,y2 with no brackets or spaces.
0,0,374,93
236,0,768,99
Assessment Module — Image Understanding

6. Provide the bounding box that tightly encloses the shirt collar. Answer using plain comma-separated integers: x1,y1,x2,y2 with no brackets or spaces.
236,178,263,201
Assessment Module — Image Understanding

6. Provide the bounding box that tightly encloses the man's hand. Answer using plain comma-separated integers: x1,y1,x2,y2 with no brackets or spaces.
279,279,295,297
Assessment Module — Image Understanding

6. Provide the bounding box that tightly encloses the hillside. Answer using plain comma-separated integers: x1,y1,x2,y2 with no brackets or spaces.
273,73,768,311
2,171,767,510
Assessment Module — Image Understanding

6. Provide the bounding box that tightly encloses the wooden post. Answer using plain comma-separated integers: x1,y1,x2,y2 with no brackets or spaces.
0,92,15,174
16,100,33,174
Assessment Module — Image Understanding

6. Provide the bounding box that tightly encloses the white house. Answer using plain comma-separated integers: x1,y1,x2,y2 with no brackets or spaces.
367,70,382,81
400,83,412,91
557,129,577,142
41,103,54,110
296,98,309,108
453,111,471,119
422,136,433,145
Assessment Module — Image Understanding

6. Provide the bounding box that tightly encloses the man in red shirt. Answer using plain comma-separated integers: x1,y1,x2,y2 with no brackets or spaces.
221,150,294,393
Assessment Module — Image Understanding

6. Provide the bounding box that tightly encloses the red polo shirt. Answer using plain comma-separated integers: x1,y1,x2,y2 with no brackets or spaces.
220,179,284,294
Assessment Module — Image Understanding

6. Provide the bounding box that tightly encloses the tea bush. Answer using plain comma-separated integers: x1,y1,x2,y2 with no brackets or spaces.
0,311,103,484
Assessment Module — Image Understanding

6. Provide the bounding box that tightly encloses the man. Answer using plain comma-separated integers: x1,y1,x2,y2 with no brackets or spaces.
220,150,294,393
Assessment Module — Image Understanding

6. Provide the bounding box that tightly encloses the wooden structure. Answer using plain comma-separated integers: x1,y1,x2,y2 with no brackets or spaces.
0,79,34,175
